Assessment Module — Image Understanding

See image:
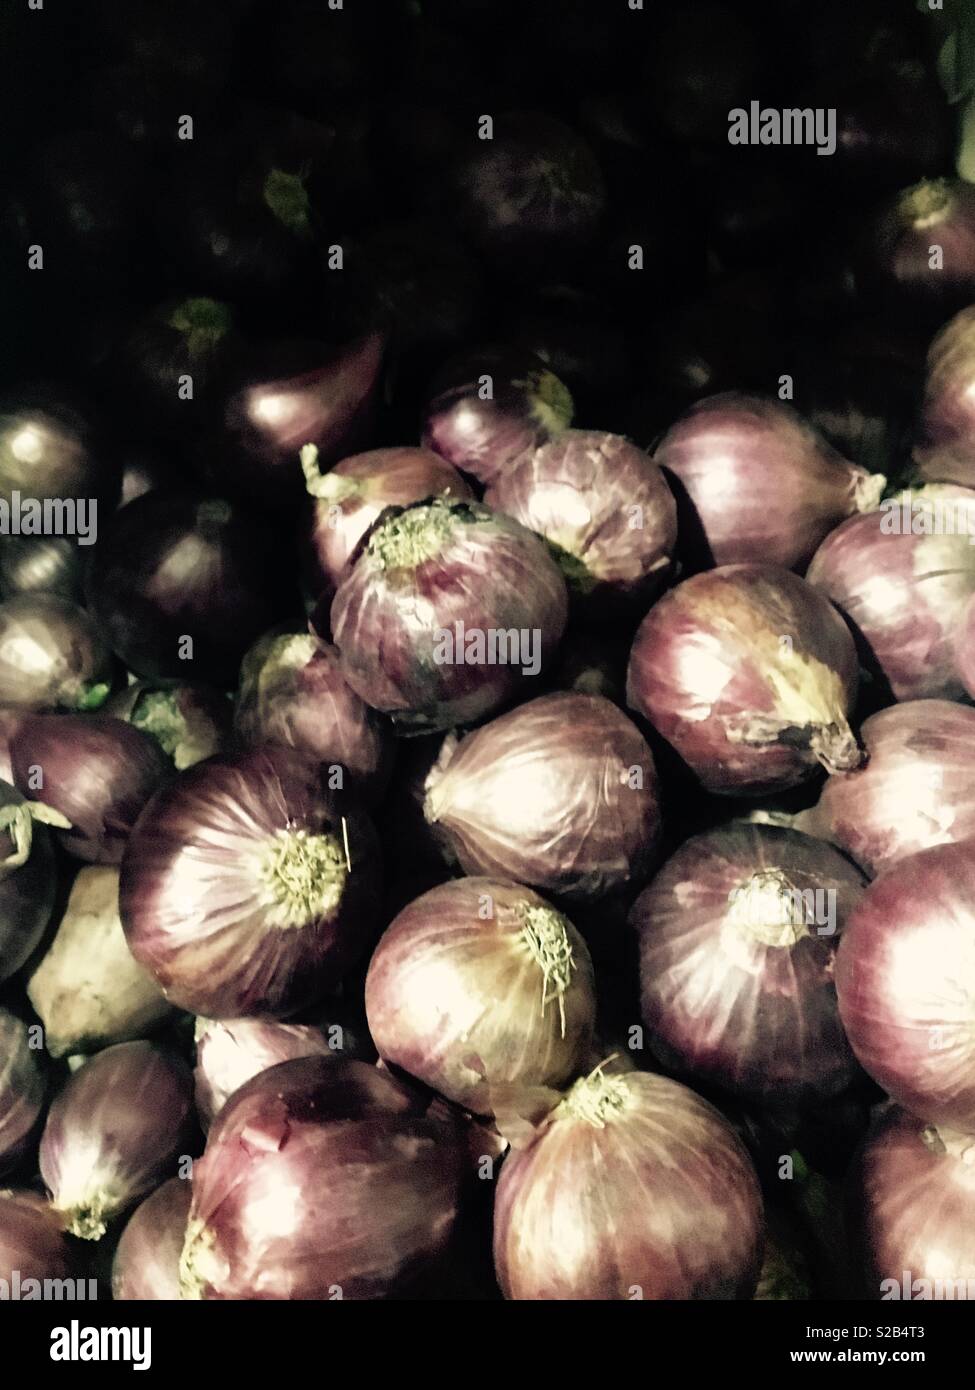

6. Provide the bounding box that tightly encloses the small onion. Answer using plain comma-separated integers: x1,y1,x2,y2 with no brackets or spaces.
0,594,113,711
0,1007,47,1177
0,388,114,507
39,1040,195,1240
104,680,231,770
0,1191,75,1287
180,1056,464,1299
915,305,975,487
365,877,596,1114
632,824,865,1105
867,178,975,323
835,840,975,1133
11,714,172,863
626,565,861,796
0,779,58,983
27,866,173,1057
0,536,85,602
493,1065,764,1300
655,394,885,571
112,1177,191,1301
329,498,568,732
485,430,677,620
424,693,660,902
120,747,382,1017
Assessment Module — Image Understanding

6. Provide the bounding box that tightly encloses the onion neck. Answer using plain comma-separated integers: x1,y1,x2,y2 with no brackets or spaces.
922,1124,975,1166
62,1197,110,1242
562,1059,631,1129
179,1219,217,1300
166,297,233,359
810,723,862,775
300,443,361,504
727,870,809,948
74,681,111,712
529,370,574,436
902,178,953,229
368,499,475,571
851,470,887,514
256,826,349,928
517,903,576,1037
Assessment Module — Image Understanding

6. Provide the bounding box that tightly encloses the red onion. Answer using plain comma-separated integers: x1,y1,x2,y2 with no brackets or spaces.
0,594,113,711
120,747,382,1017
867,178,975,322
956,593,975,699
847,1107,975,1299
798,701,975,877
421,346,574,485
179,1056,464,1299
0,1191,75,1289
329,498,568,732
915,306,975,486
234,628,394,806
632,823,865,1105
835,840,975,1133
0,1007,47,1177
11,714,172,863
424,693,660,902
112,1178,191,1301
40,1040,195,1240
301,444,473,602
626,565,861,796
365,877,596,1114
806,485,975,701
493,1065,764,1299
104,680,231,770
0,780,58,983
0,536,85,602
485,430,677,620
656,394,885,571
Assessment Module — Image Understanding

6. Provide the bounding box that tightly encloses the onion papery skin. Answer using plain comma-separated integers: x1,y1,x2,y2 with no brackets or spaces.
493,1068,764,1300
303,446,472,603
915,306,975,487
957,594,975,700
39,1041,194,1241
119,747,382,1018
656,394,885,571
234,629,394,807
0,594,113,711
485,430,677,621
424,693,660,903
632,824,865,1105
626,565,861,796
798,701,975,877
0,778,58,983
806,486,975,701
847,1107,975,1299
868,179,975,323
330,498,568,733
835,841,975,1133
180,1057,464,1300
113,1177,192,1301
103,679,231,771
0,1191,75,1287
365,877,596,1114
421,347,574,486
0,1007,47,1177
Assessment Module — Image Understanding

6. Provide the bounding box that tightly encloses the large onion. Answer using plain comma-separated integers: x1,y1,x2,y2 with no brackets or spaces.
112,1178,191,1301
626,565,861,795
179,1056,464,1299
365,877,596,1114
0,1191,75,1288
424,693,660,902
835,840,975,1133
632,823,865,1105
0,1006,47,1177
0,779,58,983
0,594,113,711
493,1065,764,1299
104,680,231,770
120,747,382,1017
915,305,975,486
656,394,885,571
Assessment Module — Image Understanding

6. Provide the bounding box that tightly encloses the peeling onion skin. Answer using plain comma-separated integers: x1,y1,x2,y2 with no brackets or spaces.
112,1178,191,1301
180,1057,464,1300
626,565,861,797
485,430,677,621
798,701,975,878
39,1041,195,1241
835,841,975,1133
0,1007,47,1178
632,824,865,1106
424,693,660,903
0,1191,75,1286
915,305,975,487
493,1068,764,1300
0,778,58,983
365,877,596,1115
0,594,113,712
807,486,975,702
846,1107,975,1300
656,393,885,572
119,747,382,1018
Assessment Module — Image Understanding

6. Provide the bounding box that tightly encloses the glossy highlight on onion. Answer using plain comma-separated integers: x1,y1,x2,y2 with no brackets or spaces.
0,594,113,711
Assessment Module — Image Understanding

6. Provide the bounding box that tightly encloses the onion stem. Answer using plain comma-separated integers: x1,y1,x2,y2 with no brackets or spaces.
257,827,347,927
518,904,576,1036
562,1057,630,1128
727,870,809,948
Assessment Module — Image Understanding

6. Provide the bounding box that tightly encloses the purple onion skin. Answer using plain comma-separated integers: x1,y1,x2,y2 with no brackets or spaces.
836,841,975,1133
494,1069,764,1300
656,394,885,572
39,1041,195,1240
180,1057,464,1300
626,565,861,797
365,877,596,1114
956,595,975,699
424,693,660,903
485,430,677,622
234,629,394,807
799,701,975,877
846,1107,975,1299
112,1178,191,1300
868,179,975,324
0,594,114,712
632,824,865,1106
0,1191,75,1286
806,487,975,702
421,347,574,486
104,680,232,770
120,747,382,1018
0,779,58,983
330,498,569,733
0,1007,47,1178
11,714,172,863
916,307,975,487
